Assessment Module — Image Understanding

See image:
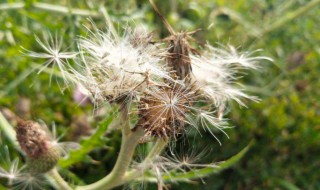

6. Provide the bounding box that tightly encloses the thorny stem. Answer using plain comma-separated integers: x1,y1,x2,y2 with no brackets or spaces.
76,127,144,190
48,168,73,190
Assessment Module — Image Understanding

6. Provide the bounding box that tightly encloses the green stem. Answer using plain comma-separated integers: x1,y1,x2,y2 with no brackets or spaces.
0,112,19,150
48,168,73,190
210,8,262,37
119,105,131,135
144,139,168,160
0,2,101,17
33,2,100,17
0,2,24,10
123,139,168,182
262,0,320,35
76,128,144,190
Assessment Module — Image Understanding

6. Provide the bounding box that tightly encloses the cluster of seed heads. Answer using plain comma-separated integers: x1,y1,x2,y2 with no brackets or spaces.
9,4,270,187
21,17,271,141
1,2,273,190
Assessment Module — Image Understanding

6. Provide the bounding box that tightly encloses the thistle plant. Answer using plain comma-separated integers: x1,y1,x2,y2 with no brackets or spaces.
0,2,272,190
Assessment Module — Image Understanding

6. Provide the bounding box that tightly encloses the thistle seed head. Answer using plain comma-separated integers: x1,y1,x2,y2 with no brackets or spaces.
138,84,195,138
73,25,174,106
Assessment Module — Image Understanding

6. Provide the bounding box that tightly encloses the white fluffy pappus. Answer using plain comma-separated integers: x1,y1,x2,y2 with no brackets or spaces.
21,32,77,88
191,44,273,107
73,25,174,104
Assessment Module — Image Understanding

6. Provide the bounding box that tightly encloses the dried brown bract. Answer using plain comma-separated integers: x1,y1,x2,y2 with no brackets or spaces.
149,0,200,80
165,32,193,80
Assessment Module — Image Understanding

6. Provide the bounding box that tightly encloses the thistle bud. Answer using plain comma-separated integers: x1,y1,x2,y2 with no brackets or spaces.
16,120,60,174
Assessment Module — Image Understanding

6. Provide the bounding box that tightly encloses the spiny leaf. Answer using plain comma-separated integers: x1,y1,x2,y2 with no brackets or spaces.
58,111,116,168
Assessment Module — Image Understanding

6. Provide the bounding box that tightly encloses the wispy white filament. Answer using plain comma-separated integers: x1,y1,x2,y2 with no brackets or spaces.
73,25,173,105
191,44,272,107
21,32,77,88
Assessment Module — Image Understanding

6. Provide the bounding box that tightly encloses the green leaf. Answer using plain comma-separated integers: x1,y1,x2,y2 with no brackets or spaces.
275,179,300,190
0,183,7,190
0,112,20,151
145,141,253,182
59,168,86,185
58,111,116,168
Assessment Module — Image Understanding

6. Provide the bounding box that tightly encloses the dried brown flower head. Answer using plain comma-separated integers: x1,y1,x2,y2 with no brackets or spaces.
16,120,61,174
16,120,51,158
138,84,195,138
149,0,200,80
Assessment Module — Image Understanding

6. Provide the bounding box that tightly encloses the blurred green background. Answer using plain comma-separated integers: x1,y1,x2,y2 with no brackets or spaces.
1,0,320,189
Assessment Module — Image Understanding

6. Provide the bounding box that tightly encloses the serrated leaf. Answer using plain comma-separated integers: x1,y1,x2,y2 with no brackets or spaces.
58,112,115,168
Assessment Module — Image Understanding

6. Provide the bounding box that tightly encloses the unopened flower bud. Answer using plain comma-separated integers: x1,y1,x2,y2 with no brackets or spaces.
16,120,60,174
